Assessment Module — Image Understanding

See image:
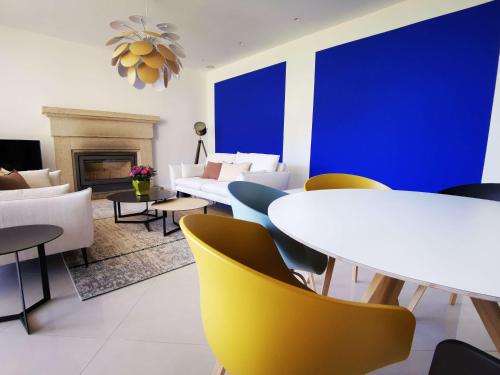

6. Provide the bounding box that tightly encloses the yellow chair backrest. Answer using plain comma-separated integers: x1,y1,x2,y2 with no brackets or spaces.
305,173,390,191
180,214,415,375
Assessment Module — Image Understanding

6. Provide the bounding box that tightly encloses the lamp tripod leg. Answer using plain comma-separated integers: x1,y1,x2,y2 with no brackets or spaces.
194,140,202,164
200,140,208,157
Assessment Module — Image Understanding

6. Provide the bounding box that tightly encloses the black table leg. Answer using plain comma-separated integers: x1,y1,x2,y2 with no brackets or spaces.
15,253,29,334
204,206,207,214
118,202,122,217
113,201,118,223
163,211,167,236
38,244,51,300
162,210,181,236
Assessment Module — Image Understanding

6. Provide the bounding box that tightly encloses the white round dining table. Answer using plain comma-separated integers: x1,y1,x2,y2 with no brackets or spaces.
268,189,500,351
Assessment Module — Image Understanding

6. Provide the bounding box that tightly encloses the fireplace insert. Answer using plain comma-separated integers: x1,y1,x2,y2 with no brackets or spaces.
73,151,137,192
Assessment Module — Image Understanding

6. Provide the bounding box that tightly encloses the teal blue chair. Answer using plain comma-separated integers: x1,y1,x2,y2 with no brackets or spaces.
228,181,328,288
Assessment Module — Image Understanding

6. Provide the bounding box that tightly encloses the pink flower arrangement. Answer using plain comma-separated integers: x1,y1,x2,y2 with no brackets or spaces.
130,165,156,181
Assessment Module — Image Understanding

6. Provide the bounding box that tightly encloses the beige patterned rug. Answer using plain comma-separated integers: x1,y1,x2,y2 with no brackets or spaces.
63,199,198,300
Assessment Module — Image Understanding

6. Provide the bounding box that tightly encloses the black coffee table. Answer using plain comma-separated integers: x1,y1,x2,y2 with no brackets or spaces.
107,189,176,231
0,224,63,334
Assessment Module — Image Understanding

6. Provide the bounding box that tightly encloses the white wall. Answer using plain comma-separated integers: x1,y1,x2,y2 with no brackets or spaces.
483,59,500,182
206,0,498,188
0,25,206,188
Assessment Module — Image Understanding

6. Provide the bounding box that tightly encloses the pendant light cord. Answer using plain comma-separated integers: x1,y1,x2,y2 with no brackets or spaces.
143,0,148,30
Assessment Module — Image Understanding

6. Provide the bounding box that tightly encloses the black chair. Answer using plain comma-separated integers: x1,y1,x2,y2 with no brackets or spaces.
408,183,500,311
429,339,500,375
440,183,500,201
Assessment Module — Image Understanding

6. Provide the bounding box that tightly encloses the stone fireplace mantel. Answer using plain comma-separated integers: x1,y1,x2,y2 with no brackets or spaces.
42,106,159,192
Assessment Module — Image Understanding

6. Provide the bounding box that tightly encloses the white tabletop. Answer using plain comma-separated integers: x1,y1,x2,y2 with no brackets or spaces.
269,189,500,302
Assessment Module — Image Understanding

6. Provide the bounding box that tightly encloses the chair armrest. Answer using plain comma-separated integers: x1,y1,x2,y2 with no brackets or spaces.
168,164,182,191
238,171,290,190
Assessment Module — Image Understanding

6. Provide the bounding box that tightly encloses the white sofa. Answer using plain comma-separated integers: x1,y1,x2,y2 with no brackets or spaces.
169,153,290,205
0,184,94,266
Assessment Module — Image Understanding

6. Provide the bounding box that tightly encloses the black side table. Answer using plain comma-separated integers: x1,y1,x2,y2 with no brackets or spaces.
0,225,63,334
107,189,176,231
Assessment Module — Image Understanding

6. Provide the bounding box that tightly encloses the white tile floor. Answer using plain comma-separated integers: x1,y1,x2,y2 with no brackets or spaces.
0,249,498,374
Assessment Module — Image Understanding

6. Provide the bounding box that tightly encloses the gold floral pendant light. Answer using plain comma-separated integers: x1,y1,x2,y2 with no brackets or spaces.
106,14,185,91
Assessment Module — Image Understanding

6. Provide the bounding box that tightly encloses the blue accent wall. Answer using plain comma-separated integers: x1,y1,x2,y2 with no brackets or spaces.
215,62,286,159
310,1,500,192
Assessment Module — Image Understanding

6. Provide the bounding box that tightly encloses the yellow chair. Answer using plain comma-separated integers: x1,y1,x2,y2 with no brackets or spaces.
304,173,391,294
180,214,415,375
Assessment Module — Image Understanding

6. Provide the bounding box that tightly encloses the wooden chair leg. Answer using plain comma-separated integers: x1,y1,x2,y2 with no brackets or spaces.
449,293,458,305
307,272,317,292
321,257,335,296
408,285,427,312
211,361,226,375
352,265,359,283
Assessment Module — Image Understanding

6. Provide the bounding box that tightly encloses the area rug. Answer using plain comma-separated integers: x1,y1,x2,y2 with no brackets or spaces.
63,200,197,300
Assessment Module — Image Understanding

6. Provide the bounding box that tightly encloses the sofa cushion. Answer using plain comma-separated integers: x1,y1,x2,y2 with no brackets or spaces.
234,152,253,164
181,163,204,178
18,168,52,188
0,184,70,202
49,170,62,186
249,153,280,172
202,162,222,179
235,152,280,172
218,162,251,182
0,171,30,190
2,168,61,187
175,177,208,191
200,180,230,196
206,153,235,164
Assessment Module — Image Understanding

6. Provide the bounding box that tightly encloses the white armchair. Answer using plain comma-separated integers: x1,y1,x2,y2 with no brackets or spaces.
0,188,94,266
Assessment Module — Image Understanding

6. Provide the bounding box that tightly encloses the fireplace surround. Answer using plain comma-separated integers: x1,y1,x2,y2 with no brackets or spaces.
43,107,159,195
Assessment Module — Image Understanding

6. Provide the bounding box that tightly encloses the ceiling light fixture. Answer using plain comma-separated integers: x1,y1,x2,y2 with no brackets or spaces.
293,17,301,22
106,11,185,91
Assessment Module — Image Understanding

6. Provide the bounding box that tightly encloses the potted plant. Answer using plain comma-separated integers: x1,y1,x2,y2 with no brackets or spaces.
130,165,156,196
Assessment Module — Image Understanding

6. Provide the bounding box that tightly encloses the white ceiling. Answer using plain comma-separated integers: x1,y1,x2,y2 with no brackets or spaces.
0,0,404,69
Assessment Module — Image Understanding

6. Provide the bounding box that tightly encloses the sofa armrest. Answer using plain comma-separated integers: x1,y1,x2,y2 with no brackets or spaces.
0,188,94,252
168,164,182,191
238,171,290,190
49,170,62,186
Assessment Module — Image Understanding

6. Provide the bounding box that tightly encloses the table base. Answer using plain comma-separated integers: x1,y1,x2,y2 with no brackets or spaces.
361,273,404,306
113,201,163,231
0,245,51,334
162,206,208,237
362,273,500,352
471,297,500,352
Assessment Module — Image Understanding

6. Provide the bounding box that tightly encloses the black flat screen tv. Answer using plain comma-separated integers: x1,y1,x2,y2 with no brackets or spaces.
0,139,42,171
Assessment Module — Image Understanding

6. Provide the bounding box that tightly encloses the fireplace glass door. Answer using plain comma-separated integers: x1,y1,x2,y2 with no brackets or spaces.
74,152,137,192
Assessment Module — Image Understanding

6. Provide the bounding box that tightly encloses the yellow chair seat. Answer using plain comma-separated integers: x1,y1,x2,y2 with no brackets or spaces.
180,214,415,375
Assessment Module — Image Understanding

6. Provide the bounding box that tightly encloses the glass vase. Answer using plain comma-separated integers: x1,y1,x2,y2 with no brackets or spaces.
132,180,150,196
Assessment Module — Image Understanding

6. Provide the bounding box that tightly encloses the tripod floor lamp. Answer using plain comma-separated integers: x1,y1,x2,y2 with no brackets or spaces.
194,122,208,164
